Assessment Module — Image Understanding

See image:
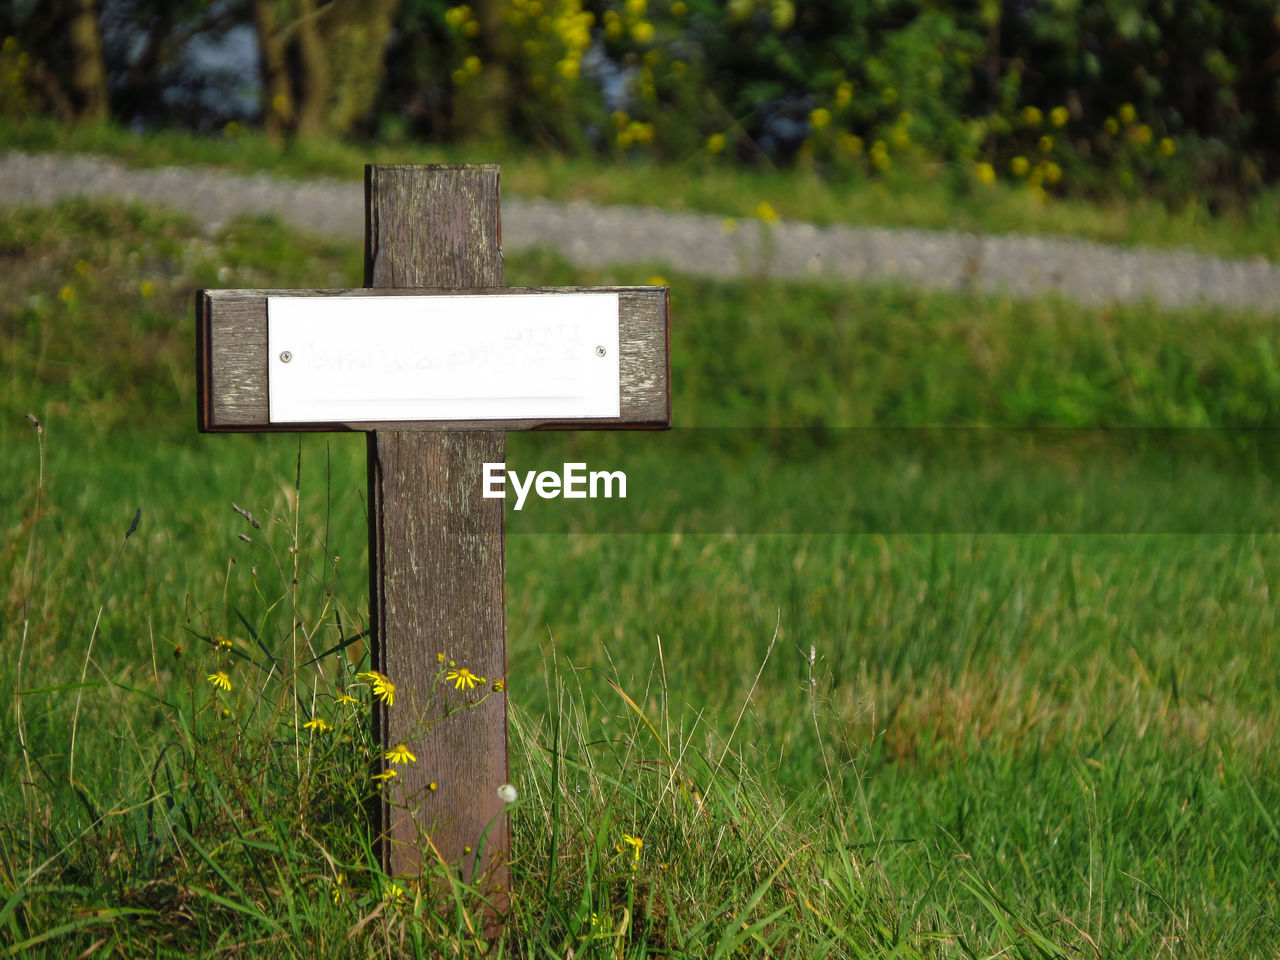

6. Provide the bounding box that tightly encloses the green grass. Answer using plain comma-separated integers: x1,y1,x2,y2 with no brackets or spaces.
2,198,1280,956
6,114,1280,263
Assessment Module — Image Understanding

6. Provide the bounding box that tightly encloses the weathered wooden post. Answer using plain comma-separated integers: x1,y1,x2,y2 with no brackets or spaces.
196,164,670,902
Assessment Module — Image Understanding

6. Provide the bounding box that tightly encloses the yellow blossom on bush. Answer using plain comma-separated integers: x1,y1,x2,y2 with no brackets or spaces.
837,132,863,157
1044,161,1062,184
1159,137,1176,156
870,140,890,171
59,285,74,304
464,55,482,75
207,671,231,691
1118,103,1136,125
140,280,156,298
706,132,726,153
1103,116,1119,135
1038,135,1053,153
809,107,830,129
974,162,996,186
627,120,655,144
671,1,687,15
1010,155,1029,177
556,58,579,79
755,201,778,223
1132,124,1153,146
630,20,654,43
834,81,853,107
1022,105,1043,127
1050,106,1069,127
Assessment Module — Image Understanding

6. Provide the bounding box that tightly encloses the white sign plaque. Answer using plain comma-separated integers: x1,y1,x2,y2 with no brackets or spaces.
266,293,621,422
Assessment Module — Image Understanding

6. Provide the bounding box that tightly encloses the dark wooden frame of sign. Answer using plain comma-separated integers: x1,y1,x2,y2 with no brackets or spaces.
195,165,670,906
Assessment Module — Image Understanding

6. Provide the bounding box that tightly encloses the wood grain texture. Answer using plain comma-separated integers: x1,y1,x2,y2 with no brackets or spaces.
364,165,511,895
197,287,669,431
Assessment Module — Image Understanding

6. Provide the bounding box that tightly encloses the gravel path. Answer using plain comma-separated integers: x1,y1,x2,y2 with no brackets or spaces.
3,150,1278,312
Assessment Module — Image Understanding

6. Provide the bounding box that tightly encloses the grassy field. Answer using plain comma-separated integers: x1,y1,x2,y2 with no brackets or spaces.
3,198,1280,957
6,115,1280,264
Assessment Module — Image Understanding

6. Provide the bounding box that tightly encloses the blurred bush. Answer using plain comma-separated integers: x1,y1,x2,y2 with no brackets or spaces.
378,0,1280,203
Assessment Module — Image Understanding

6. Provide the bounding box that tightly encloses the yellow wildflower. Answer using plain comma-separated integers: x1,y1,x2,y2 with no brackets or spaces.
1118,102,1136,125
630,21,654,43
1103,116,1119,136
706,132,726,154
335,693,359,707
808,107,830,129
446,667,486,690
1021,105,1043,127
620,833,643,868
331,873,345,905
207,671,231,691
1038,134,1053,153
303,717,332,733
358,671,396,706
755,201,778,223
1010,155,1029,177
372,769,398,783
385,743,417,764
1159,137,1176,156
1049,105,1069,127
385,882,406,906
974,162,996,186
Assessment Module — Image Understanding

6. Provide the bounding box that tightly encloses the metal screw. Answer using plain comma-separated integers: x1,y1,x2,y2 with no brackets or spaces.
279,350,293,363
595,345,607,357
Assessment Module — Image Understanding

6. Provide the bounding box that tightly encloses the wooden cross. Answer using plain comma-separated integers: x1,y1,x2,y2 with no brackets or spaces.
195,164,670,901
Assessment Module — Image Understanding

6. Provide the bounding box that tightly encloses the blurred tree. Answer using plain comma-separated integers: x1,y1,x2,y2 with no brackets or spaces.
2,0,110,122
66,0,110,121
253,0,400,140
